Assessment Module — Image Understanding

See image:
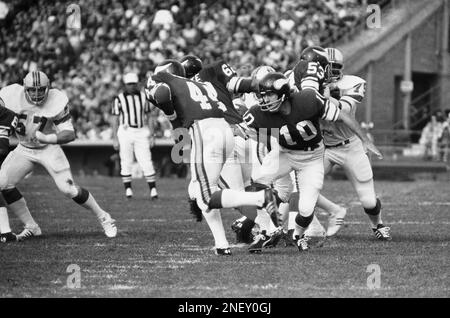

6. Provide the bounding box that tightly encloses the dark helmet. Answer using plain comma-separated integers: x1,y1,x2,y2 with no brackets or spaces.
180,55,203,78
300,46,329,69
154,59,186,77
257,72,290,112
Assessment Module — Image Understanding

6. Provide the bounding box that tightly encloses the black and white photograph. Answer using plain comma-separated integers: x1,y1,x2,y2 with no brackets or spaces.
0,0,448,300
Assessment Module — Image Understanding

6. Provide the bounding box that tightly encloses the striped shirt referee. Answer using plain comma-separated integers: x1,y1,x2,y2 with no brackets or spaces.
111,73,158,200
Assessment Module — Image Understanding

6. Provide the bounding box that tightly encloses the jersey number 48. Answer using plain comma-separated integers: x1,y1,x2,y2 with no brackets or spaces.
186,82,227,112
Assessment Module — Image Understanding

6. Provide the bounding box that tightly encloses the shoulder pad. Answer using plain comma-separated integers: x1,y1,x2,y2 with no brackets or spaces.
337,75,365,91
47,89,69,113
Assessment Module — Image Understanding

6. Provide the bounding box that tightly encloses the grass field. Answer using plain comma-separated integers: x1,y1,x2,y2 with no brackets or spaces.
0,174,448,298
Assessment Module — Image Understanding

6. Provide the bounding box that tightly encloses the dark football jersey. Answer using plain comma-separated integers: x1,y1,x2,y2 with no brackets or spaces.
293,60,326,94
151,72,226,128
0,104,18,140
243,90,340,150
194,60,243,125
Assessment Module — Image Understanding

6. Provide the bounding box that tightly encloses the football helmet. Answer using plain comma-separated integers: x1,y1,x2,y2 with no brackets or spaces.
326,47,344,82
180,55,203,78
251,65,276,83
23,71,50,106
300,46,329,69
154,59,186,78
257,72,290,112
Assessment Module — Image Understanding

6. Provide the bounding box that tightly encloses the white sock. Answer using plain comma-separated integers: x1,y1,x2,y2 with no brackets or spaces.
255,209,271,233
80,193,108,219
317,194,342,215
220,189,264,208
8,198,38,228
367,214,382,229
288,212,297,230
293,223,307,239
0,207,12,234
202,209,229,249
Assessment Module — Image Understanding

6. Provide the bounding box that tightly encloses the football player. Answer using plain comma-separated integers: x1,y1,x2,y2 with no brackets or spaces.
0,71,117,239
281,45,335,241
146,60,278,255
181,58,284,252
243,72,382,252
0,101,20,243
315,48,391,240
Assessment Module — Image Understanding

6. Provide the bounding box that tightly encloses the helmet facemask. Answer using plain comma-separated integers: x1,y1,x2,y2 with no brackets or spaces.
25,85,49,106
328,62,343,82
258,91,285,112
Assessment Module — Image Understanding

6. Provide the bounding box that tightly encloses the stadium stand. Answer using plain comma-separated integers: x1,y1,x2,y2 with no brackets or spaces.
0,0,371,139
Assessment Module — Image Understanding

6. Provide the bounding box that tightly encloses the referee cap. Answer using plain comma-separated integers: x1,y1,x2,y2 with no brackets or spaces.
123,73,139,84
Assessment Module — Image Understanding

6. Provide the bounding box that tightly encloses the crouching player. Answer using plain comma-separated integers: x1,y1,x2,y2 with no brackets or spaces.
0,71,117,239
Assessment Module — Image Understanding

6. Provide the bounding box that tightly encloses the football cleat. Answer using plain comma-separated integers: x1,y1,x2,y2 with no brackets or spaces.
295,235,310,252
16,225,42,241
281,229,296,247
326,207,347,237
125,188,133,198
373,224,392,241
248,230,269,254
263,227,283,248
0,232,18,243
231,218,255,244
215,248,232,256
261,188,278,216
150,188,158,200
100,214,117,238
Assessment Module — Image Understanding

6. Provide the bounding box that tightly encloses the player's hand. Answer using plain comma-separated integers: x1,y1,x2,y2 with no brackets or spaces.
149,135,155,148
363,141,383,160
35,131,57,144
113,139,120,151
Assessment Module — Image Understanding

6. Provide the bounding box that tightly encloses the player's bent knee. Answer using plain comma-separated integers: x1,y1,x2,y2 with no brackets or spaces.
295,212,314,228
364,198,381,216
56,178,80,198
72,187,90,204
2,188,23,205
208,190,223,209
360,194,377,210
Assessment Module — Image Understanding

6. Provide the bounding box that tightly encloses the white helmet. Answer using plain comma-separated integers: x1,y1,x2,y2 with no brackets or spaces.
326,48,344,82
251,65,276,83
23,71,50,106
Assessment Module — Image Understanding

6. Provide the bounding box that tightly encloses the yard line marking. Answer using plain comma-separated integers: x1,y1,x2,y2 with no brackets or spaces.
343,221,450,225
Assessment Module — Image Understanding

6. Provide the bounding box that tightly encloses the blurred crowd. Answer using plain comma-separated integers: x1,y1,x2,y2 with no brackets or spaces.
0,0,367,139
419,109,450,162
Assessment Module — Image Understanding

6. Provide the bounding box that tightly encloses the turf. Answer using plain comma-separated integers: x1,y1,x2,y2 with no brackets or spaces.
0,175,448,298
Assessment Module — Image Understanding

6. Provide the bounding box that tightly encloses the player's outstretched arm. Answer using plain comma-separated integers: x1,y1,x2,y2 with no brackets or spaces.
337,110,383,159
35,129,75,145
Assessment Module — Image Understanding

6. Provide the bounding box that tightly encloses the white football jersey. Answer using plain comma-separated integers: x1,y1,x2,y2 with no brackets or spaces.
0,84,73,148
321,75,366,145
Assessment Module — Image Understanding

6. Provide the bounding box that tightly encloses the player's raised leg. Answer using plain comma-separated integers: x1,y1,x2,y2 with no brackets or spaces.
42,146,117,238
316,151,347,237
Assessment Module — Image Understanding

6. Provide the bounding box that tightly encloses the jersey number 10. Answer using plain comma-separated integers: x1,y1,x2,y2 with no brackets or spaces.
280,120,317,145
